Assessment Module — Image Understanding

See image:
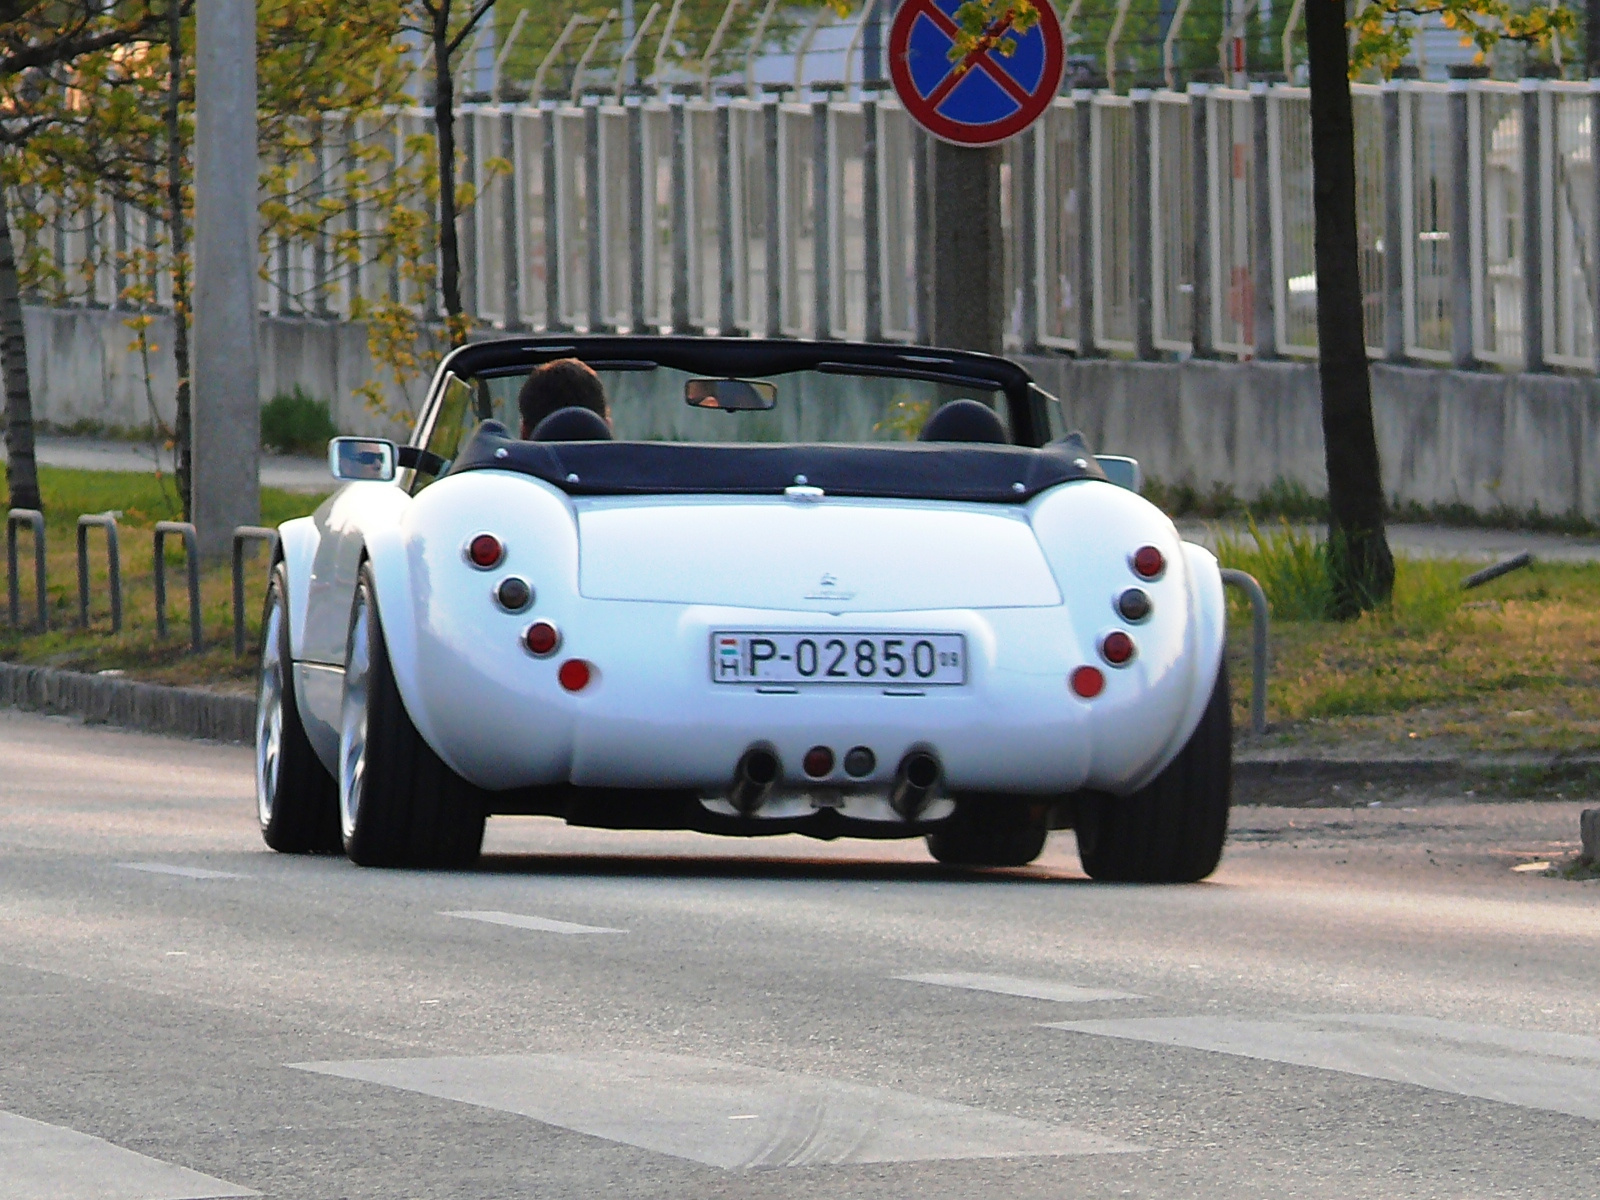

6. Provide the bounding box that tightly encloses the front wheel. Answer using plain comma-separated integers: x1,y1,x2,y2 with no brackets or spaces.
339,564,485,868
1074,662,1232,883
256,563,341,854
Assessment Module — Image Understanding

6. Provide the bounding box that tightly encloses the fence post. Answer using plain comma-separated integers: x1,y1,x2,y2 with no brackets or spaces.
585,101,606,332
671,99,693,333
1191,83,1214,357
542,103,566,331
153,521,202,653
764,100,784,339
1130,89,1155,359
1074,91,1096,354
75,514,121,633
717,103,737,334
232,526,280,657
1521,79,1545,373
1382,81,1406,360
502,108,522,329
6,509,46,632
1250,82,1276,359
863,97,883,343
813,99,832,339
628,100,646,333
1593,80,1600,375
1448,79,1475,369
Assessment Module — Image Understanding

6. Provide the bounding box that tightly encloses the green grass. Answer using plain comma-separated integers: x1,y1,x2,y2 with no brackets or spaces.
3,465,327,688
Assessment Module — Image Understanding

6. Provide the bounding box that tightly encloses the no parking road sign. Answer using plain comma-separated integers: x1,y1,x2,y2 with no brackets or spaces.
889,0,1065,147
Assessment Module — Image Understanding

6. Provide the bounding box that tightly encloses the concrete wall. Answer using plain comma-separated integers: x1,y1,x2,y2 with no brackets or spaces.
1021,356,1600,520
17,305,1600,520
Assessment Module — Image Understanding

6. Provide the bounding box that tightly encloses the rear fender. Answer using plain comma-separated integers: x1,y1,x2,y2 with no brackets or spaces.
1121,541,1226,791
276,516,319,656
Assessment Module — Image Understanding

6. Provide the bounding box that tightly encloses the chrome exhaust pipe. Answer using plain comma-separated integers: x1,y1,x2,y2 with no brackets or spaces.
730,747,780,816
889,751,941,821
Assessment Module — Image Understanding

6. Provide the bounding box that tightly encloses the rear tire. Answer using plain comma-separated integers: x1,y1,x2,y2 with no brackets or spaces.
256,564,341,854
926,797,1050,867
339,564,485,869
1074,662,1232,883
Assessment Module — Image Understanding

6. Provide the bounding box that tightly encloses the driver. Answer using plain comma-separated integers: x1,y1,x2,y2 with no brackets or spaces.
517,358,610,439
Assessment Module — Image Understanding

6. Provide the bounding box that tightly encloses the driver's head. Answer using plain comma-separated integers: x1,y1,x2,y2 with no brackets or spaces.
518,358,609,439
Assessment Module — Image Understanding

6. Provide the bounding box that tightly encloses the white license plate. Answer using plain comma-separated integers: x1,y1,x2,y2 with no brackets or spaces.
711,632,967,685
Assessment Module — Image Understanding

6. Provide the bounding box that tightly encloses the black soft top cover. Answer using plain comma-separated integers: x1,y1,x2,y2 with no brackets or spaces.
449,421,1107,503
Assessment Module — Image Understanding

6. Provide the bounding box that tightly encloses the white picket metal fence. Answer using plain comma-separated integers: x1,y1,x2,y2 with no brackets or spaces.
15,79,1600,373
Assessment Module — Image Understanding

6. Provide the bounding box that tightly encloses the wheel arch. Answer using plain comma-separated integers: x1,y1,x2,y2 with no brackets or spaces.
276,516,319,656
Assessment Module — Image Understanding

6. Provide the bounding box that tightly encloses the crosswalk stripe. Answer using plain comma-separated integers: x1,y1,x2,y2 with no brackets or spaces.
440,910,626,935
898,972,1142,1003
0,1110,256,1200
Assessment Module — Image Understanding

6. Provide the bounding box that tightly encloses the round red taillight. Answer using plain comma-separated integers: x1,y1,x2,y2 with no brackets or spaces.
1101,630,1136,666
1132,545,1165,579
1070,666,1105,698
467,533,504,569
802,746,835,778
524,620,560,657
558,659,593,692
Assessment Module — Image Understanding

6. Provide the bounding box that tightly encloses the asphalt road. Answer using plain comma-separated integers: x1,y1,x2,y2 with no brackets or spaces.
3,708,1599,1200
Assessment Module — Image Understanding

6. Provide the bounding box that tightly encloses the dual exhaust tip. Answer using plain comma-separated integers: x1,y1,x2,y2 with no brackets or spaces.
731,746,940,820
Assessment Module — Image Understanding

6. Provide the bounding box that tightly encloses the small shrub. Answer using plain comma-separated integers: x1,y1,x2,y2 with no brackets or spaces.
261,387,337,455
1215,516,1338,621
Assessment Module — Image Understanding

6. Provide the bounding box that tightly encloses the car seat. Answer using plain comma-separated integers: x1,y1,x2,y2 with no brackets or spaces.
918,399,1008,444
530,406,613,441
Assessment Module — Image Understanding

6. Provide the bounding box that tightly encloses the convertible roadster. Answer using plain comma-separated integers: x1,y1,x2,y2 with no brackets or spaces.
255,337,1230,880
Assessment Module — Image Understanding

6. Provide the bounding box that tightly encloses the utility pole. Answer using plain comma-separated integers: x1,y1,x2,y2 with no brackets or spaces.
192,0,260,560
930,142,1004,354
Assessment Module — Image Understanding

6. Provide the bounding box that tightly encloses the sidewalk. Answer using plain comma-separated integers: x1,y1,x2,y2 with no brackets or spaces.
34,437,329,494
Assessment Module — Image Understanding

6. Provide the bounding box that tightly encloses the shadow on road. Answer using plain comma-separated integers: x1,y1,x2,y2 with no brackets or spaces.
473,853,1088,884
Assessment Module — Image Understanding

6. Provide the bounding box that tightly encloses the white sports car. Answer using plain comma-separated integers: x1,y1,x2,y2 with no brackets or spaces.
255,337,1230,879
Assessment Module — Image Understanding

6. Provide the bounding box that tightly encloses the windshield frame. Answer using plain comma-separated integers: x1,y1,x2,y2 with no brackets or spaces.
409,336,1051,454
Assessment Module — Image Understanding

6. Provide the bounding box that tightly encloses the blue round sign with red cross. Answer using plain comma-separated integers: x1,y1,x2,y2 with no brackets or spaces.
889,0,1065,147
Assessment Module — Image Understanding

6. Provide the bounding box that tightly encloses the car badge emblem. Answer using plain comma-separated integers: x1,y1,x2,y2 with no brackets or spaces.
805,572,855,601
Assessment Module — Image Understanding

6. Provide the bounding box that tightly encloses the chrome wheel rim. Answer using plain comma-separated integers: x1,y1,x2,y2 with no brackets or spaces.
255,592,285,830
338,589,371,844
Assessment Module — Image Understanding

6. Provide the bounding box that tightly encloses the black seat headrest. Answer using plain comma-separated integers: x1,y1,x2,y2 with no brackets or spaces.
530,406,612,442
918,399,1008,445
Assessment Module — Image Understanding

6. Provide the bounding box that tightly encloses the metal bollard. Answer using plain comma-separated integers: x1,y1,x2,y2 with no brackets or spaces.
1220,568,1270,736
153,521,202,652
232,526,281,657
76,513,122,633
6,508,46,632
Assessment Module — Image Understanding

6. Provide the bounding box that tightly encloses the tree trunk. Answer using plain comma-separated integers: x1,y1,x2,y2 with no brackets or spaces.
1306,0,1393,616
0,171,41,512
168,0,192,519
432,17,465,347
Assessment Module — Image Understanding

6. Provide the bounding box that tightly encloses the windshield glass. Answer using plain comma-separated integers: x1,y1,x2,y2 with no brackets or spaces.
475,363,1012,445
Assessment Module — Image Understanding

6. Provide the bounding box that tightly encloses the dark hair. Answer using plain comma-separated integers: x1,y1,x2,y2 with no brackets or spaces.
517,358,608,436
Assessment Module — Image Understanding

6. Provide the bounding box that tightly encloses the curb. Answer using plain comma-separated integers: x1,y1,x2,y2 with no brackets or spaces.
1234,753,1600,805
0,661,254,744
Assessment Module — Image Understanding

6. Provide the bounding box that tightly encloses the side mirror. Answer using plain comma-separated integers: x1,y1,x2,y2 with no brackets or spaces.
329,437,397,483
685,377,777,412
1094,455,1143,493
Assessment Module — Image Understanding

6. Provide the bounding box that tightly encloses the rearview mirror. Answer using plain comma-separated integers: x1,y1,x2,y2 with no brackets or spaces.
329,437,397,483
685,377,777,412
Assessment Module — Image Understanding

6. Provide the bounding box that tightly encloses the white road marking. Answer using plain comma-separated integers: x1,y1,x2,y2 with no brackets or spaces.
117,863,246,880
0,1110,255,1200
898,973,1143,1003
290,1051,1138,1169
1047,1013,1600,1121
440,910,626,935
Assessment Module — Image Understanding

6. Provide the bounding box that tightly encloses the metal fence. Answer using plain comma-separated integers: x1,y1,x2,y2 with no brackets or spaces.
20,78,1600,373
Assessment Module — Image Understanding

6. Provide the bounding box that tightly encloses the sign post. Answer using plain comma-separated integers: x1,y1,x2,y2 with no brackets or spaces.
889,1,1064,354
